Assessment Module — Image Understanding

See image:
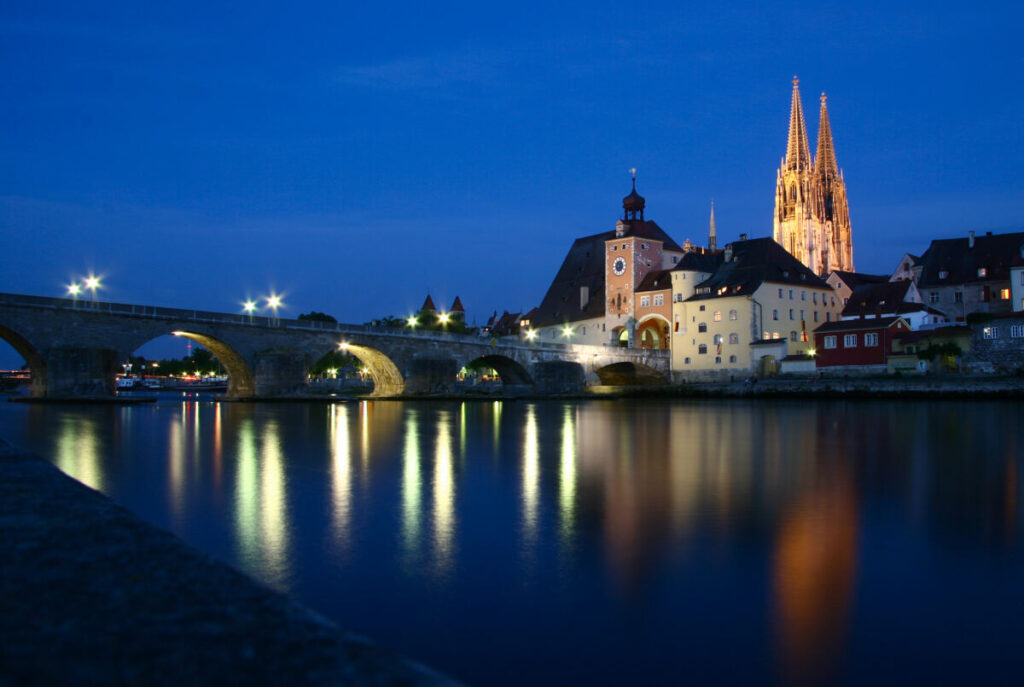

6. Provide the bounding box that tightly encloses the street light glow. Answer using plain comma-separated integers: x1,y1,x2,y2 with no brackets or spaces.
242,300,257,313
438,312,451,324
562,325,573,338
84,275,101,291
407,316,418,327
266,294,282,310
67,283,81,296
338,341,350,350
525,329,537,340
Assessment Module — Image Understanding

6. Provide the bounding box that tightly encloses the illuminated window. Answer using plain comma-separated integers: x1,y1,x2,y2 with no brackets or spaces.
1000,288,1010,300
772,332,781,340
978,267,987,277
982,326,998,339
729,309,738,320
843,334,857,347
729,333,739,344
824,335,837,349
653,294,664,306
698,344,708,354
713,310,722,321
864,333,879,346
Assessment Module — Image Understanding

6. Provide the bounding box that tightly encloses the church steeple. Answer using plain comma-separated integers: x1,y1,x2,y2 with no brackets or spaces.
816,93,839,180
785,76,812,172
708,199,717,251
622,167,645,221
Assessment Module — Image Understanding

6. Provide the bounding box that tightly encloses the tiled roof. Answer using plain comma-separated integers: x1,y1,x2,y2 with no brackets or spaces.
916,231,1024,287
530,220,682,327
840,280,913,315
686,237,829,301
829,270,888,290
672,250,722,273
814,316,906,333
636,269,673,293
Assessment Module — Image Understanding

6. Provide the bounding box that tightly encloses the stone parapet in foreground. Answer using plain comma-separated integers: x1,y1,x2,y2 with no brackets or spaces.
0,441,458,686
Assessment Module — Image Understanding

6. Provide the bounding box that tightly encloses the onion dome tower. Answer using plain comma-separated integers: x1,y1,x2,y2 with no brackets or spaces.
622,168,645,221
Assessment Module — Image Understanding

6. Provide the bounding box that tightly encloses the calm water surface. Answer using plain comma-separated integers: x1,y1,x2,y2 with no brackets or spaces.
2,395,1022,684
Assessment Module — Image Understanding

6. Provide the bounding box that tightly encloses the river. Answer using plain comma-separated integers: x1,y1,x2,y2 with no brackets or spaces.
1,394,1022,684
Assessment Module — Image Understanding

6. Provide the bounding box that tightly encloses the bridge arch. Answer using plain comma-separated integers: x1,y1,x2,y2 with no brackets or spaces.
337,343,405,396
462,354,534,389
0,324,46,397
168,331,255,397
594,361,668,386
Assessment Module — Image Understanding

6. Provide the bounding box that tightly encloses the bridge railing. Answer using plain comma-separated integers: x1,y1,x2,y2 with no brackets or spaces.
0,291,668,359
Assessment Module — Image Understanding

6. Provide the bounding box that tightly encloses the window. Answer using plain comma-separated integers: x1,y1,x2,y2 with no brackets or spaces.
713,334,723,344
978,267,987,278
954,291,963,303
772,331,781,340
789,309,795,320
641,243,649,250
789,331,798,342
653,294,664,306
1021,272,1024,286
729,355,737,363
698,344,708,354
800,309,805,321
729,333,739,344
789,290,794,299
844,334,858,347
824,335,837,349
864,332,879,346
622,243,627,249
814,311,819,322
713,310,722,321
698,322,708,332
674,293,683,303
729,309,738,321
772,310,779,320
982,326,999,339
1010,325,1023,338
715,356,722,364
685,357,691,364
801,291,806,301
1000,288,1010,300
672,256,678,264
813,293,818,304
778,288,784,298
610,245,617,251
763,331,771,340
939,270,949,279
826,312,832,322
640,295,651,307
929,292,939,304
699,305,706,311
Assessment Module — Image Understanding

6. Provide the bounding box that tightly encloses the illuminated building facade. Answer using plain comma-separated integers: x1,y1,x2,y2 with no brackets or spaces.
774,78,854,276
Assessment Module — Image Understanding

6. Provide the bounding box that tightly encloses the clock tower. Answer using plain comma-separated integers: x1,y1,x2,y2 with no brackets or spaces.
605,172,663,323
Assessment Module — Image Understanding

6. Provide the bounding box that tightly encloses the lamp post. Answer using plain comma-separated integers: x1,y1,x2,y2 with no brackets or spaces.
243,299,257,324
84,275,101,302
67,282,81,308
266,294,282,325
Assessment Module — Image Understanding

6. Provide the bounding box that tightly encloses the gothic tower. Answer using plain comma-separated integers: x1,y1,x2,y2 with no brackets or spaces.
773,78,854,275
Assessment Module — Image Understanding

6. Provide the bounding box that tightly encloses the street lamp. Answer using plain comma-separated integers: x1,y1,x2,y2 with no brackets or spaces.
266,294,282,324
84,275,101,301
242,299,257,323
67,282,82,307
562,325,574,339
438,312,451,326
525,328,537,341
406,315,418,328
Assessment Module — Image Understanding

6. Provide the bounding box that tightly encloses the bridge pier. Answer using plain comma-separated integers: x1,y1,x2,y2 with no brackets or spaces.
531,361,585,394
45,347,119,398
403,358,458,395
252,350,310,397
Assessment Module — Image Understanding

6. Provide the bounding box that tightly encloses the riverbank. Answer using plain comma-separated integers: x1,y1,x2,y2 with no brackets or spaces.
0,441,457,686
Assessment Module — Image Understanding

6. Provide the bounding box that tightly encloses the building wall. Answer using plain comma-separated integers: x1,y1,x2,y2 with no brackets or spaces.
918,280,1015,322
964,314,1024,373
534,316,608,346
634,288,672,350
814,320,909,367
1011,266,1024,312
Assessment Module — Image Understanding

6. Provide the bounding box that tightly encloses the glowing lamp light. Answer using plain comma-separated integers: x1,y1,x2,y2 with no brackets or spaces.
84,276,100,291
407,316,418,327
562,326,574,338
242,300,257,313
525,329,537,340
266,294,282,310
338,341,350,350
808,348,817,357
67,283,82,296
438,312,451,324
172,331,185,337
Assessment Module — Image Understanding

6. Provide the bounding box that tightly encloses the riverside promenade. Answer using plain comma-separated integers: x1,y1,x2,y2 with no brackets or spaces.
0,441,457,687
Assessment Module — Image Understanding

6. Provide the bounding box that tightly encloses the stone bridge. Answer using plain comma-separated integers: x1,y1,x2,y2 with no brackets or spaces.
0,292,669,399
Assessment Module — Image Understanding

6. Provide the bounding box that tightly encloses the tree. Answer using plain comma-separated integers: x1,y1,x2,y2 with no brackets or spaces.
298,311,337,323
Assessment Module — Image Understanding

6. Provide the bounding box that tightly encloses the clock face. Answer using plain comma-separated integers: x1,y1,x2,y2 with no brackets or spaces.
612,257,626,276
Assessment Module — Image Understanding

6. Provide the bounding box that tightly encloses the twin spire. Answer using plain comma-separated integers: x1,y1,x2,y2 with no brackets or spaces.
785,76,839,178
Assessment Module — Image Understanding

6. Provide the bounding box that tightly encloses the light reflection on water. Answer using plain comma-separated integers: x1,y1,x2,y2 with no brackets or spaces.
5,396,1024,684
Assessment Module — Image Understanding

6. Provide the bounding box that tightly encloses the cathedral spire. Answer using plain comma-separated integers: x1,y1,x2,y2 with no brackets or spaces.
708,199,717,251
785,76,812,172
816,92,839,180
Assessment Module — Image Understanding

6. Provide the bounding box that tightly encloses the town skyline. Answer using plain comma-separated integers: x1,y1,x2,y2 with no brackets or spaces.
2,2,1021,366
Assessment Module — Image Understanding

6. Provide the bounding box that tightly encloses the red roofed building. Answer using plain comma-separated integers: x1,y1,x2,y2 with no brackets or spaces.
813,316,910,369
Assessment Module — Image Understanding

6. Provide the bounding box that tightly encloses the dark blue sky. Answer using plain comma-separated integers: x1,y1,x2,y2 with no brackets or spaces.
1,1,1021,364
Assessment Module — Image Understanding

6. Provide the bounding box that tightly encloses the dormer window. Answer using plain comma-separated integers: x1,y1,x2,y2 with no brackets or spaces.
939,270,949,279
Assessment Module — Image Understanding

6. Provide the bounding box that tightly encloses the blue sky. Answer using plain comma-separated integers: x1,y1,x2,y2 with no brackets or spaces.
1,1,1021,365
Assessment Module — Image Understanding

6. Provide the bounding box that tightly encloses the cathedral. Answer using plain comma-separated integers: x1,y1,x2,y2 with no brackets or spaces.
774,77,854,276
